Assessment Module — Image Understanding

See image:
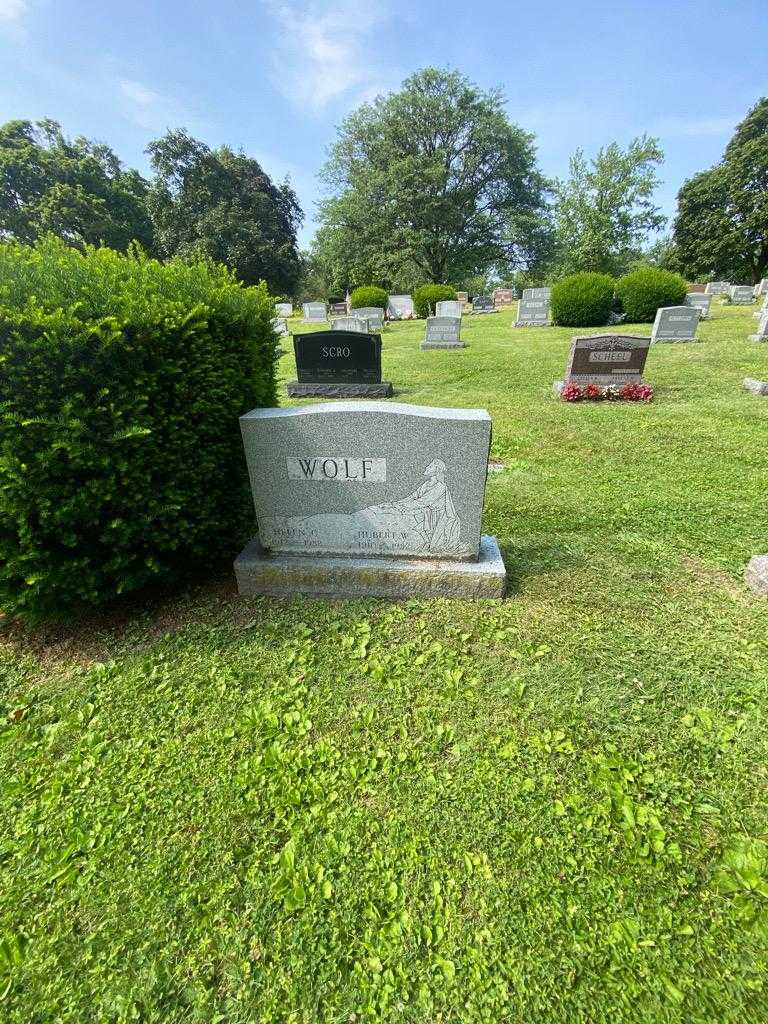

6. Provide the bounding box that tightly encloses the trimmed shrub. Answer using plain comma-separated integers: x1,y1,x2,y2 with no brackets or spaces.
615,267,687,323
0,237,277,620
551,272,615,327
413,284,457,319
350,286,387,311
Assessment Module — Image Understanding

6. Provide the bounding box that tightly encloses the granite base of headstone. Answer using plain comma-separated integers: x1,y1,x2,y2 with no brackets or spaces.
421,317,464,349
651,305,701,343
287,330,393,398
553,333,652,399
234,402,506,600
745,555,768,595
743,378,768,396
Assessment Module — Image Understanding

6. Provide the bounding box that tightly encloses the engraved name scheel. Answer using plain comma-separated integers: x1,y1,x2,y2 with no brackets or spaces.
286,457,387,482
589,350,632,363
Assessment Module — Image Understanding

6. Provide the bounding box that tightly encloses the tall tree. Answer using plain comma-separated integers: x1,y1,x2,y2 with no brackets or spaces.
674,98,768,283
146,130,303,294
314,68,551,289
553,136,666,275
0,119,153,250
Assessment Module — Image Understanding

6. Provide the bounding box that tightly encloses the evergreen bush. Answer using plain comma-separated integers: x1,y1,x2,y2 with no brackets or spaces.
551,273,615,327
413,284,457,319
350,286,387,311
615,267,687,323
0,237,277,620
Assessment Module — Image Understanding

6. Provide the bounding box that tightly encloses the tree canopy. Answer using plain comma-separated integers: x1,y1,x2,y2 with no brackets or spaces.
313,68,551,292
146,130,303,294
0,119,153,251
673,98,768,283
552,136,666,276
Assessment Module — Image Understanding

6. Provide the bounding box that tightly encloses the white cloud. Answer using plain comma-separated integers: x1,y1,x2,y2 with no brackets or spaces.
116,77,192,132
0,0,27,22
267,0,390,113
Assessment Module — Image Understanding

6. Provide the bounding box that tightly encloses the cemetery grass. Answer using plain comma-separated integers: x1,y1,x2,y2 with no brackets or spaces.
2,304,768,1022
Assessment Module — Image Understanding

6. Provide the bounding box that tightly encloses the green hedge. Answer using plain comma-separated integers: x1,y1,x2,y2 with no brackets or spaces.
0,238,277,620
551,273,615,327
615,267,687,323
413,284,457,319
350,286,387,311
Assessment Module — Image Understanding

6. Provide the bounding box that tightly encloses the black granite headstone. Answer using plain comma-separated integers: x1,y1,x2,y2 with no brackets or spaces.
472,296,495,313
288,330,393,397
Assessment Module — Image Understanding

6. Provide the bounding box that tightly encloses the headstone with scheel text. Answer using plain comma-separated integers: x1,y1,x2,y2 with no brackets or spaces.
288,330,392,397
554,333,652,394
234,401,506,599
651,305,701,343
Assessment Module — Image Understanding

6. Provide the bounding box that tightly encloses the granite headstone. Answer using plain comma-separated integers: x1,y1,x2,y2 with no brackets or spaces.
651,305,701,343
421,316,464,349
730,285,754,305
749,309,768,342
705,281,729,296
554,333,651,394
234,402,506,599
387,294,415,320
329,301,348,316
351,306,385,330
472,295,496,314
522,287,551,302
456,291,469,304
288,330,392,397
435,299,463,318
493,288,515,306
685,293,712,318
271,316,290,337
302,301,327,323
515,295,550,327
275,302,293,317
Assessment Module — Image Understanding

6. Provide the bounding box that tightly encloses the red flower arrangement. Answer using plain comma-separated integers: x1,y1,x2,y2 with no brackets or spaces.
561,382,653,402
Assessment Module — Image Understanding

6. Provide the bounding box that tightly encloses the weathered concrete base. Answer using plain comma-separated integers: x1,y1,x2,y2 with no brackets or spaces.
748,334,768,342
651,337,702,344
745,555,768,595
234,535,507,600
420,341,466,350
287,381,393,397
743,377,768,396
514,321,550,328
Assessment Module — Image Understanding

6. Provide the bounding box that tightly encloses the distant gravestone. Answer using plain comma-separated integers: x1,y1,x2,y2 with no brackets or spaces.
755,294,768,319
493,288,515,306
472,296,496,314
705,281,729,295
234,402,506,599
554,334,651,394
351,306,385,330
749,309,768,342
651,305,701,343
685,293,712,318
515,294,550,327
435,299,463,318
302,301,327,323
271,317,289,337
387,294,415,320
275,302,293,317
730,285,755,305
422,316,464,349
687,284,706,294
522,287,551,303
329,301,348,316
330,316,368,333
456,291,469,304
288,330,392,397
757,279,768,296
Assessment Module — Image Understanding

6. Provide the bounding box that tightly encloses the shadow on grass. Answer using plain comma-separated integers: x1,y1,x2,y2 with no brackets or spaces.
498,539,584,594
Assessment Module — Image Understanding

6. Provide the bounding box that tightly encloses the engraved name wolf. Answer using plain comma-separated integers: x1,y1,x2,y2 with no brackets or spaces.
287,457,386,481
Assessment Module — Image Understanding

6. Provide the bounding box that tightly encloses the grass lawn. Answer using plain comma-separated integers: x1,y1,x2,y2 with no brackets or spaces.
2,302,768,1022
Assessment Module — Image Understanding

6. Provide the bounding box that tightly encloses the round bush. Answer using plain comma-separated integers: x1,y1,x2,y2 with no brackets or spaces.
615,267,687,323
350,286,387,311
0,237,277,620
413,284,457,319
551,272,615,327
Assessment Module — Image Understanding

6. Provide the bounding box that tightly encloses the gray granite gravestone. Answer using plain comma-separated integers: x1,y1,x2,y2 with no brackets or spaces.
330,316,368,333
757,278,768,296
421,316,464,349
288,330,392,398
271,316,289,337
705,281,729,295
435,299,463,319
275,302,293,317
515,295,550,327
729,285,754,304
553,333,651,394
743,378,768,396
749,309,768,342
351,306,385,330
234,402,506,599
522,287,551,302
745,555,768,595
387,294,415,319
651,305,701,343
302,301,327,323
472,296,496,314
329,301,348,316
493,288,515,306
685,293,712,318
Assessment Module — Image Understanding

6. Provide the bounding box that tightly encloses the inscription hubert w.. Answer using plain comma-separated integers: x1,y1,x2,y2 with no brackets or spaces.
286,457,387,482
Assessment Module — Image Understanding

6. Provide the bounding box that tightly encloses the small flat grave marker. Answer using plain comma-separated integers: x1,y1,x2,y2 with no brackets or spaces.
651,305,701,343
288,330,392,397
422,316,464,349
234,402,506,599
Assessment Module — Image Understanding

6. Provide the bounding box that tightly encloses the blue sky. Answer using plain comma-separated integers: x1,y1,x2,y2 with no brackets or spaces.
1,0,766,248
